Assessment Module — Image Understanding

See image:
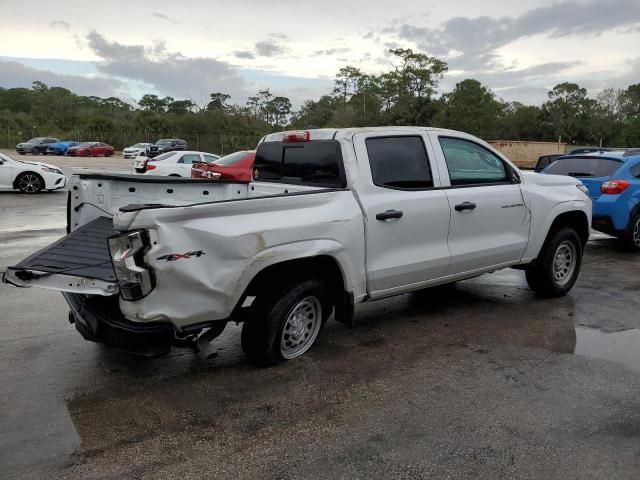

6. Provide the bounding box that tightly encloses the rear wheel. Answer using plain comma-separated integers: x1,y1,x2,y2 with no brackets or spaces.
16,172,44,194
241,278,331,366
526,227,582,297
618,211,640,252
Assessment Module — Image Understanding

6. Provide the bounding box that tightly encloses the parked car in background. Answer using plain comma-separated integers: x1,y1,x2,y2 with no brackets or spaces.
146,139,188,158
191,150,256,181
47,140,80,155
67,142,115,157
542,149,640,250
534,154,562,172
0,152,66,193
123,143,152,159
134,150,219,176
15,137,59,155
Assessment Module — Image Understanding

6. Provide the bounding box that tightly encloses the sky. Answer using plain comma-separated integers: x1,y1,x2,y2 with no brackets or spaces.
1,0,640,108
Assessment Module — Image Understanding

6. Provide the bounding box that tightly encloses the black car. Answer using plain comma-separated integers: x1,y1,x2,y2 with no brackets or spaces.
534,154,563,172
16,137,59,155
146,139,188,158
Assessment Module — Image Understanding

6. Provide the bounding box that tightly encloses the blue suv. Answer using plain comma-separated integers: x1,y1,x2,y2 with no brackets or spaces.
543,150,640,251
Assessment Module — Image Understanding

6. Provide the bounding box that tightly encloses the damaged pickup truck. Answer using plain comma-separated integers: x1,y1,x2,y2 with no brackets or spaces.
3,128,591,365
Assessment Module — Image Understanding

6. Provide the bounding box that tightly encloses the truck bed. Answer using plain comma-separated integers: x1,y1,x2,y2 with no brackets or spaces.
8,216,117,282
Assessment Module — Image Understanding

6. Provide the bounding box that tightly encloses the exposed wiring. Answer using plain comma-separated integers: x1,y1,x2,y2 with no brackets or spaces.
74,202,114,217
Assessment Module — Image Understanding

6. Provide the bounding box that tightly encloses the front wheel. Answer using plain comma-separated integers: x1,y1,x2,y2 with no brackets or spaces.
526,227,582,298
241,278,332,366
16,172,44,194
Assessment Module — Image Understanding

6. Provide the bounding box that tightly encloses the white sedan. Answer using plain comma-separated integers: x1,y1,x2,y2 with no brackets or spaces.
123,143,152,159
134,151,220,176
0,152,66,193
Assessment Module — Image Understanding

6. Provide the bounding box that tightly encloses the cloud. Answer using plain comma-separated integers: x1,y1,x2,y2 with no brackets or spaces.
312,48,351,56
389,0,640,60
254,40,286,57
50,20,70,31
234,50,255,59
85,31,247,101
0,60,124,98
269,32,288,40
152,12,179,24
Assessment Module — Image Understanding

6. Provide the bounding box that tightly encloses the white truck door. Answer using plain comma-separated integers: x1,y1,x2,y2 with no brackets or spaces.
353,132,451,295
429,134,530,275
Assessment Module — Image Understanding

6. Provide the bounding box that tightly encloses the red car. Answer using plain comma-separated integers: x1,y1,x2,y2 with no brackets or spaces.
191,150,255,181
67,142,114,157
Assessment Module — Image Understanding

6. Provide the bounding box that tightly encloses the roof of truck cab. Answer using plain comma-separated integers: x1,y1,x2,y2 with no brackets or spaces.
262,127,476,143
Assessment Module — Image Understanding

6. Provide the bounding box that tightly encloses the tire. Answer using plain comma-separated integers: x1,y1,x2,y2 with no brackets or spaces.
241,278,332,366
16,172,44,194
106,151,112,157
31,148,39,156
525,227,582,298
618,211,640,252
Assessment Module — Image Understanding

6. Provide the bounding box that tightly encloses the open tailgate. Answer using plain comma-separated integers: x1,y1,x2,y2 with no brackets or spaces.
3,216,118,295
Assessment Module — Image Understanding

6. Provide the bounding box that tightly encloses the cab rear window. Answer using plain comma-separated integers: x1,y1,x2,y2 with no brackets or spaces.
253,140,345,188
545,157,622,177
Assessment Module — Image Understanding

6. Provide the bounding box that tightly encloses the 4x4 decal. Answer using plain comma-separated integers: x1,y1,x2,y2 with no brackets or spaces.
157,251,206,262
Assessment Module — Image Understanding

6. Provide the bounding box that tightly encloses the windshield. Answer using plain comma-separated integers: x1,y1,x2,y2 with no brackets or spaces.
544,157,623,177
26,138,43,143
213,151,248,166
155,139,173,145
131,143,147,148
77,142,92,147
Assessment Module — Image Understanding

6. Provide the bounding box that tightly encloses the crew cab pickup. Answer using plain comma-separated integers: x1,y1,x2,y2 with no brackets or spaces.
3,128,591,365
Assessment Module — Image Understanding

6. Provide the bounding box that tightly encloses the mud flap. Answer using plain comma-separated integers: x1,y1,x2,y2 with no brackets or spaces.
334,291,355,328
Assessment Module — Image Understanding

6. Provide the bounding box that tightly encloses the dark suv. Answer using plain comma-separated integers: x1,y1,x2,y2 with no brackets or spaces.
16,137,59,155
146,138,188,158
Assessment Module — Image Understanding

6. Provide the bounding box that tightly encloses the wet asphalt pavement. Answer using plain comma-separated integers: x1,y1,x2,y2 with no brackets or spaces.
1,155,640,479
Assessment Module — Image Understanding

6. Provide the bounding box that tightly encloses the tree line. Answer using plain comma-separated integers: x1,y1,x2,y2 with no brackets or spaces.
0,48,639,152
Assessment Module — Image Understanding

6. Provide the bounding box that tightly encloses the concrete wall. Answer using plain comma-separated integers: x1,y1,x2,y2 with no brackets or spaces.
488,140,567,169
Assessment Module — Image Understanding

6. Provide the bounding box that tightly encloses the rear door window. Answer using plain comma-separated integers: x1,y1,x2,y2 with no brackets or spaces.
254,140,345,188
178,154,201,164
365,136,433,189
545,157,622,177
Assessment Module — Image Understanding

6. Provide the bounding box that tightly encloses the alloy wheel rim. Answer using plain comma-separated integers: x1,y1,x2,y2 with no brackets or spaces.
553,241,577,286
280,296,322,359
633,218,640,246
19,174,41,193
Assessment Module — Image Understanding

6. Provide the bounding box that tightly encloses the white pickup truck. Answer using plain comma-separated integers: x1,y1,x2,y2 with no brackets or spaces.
3,127,591,365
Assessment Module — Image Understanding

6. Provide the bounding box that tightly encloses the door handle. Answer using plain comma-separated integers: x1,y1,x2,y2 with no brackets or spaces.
376,209,403,221
455,202,476,212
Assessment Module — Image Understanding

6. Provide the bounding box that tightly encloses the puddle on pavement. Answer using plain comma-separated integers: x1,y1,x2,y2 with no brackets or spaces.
544,310,640,373
574,327,640,373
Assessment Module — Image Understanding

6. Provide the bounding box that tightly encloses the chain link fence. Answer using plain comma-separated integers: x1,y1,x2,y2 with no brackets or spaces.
1,127,264,155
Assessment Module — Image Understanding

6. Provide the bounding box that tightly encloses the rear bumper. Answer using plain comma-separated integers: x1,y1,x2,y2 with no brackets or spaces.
64,293,176,357
592,215,620,236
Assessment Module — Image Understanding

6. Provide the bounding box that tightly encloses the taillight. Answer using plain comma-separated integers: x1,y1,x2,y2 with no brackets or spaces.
145,162,156,171
601,179,629,194
282,130,310,143
108,230,155,300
